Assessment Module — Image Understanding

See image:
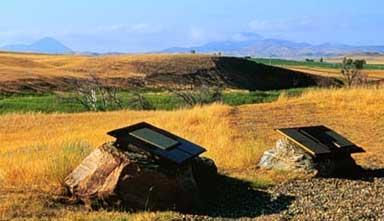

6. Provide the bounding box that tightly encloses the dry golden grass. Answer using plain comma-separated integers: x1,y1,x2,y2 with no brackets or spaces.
1,87,384,220
0,104,263,190
0,186,178,220
231,86,384,168
0,51,227,93
1,51,337,94
0,51,215,81
0,103,264,220
285,66,384,80
326,54,384,65
0,185,177,221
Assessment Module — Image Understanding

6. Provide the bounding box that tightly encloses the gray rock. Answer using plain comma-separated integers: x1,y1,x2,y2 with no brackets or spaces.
258,138,360,177
258,138,317,175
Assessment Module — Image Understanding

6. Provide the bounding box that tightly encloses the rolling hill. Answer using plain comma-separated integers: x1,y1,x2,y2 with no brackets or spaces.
0,52,339,94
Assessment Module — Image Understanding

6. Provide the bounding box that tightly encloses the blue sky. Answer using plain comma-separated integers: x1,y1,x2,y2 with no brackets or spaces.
0,0,383,52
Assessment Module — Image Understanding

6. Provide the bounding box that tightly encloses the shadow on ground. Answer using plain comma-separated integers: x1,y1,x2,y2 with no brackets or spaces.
190,175,294,219
341,168,384,182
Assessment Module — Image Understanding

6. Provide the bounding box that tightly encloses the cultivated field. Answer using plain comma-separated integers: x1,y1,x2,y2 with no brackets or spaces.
1,87,383,220
288,66,384,80
326,54,384,65
252,57,384,80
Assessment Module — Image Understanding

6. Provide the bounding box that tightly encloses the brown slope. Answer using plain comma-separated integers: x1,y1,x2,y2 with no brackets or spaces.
0,53,340,94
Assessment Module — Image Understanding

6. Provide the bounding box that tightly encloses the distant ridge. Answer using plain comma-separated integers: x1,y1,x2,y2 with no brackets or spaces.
3,35,384,57
161,33,384,58
0,37,73,54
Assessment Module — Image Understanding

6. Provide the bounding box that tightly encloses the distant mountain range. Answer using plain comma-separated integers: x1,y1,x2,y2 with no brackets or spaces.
0,37,73,54
1,35,384,58
162,33,384,58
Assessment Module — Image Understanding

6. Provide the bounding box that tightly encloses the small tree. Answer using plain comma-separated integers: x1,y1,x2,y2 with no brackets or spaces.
127,92,155,110
354,59,368,85
169,69,224,107
66,73,122,111
172,85,223,107
340,57,367,86
190,49,196,54
320,57,324,62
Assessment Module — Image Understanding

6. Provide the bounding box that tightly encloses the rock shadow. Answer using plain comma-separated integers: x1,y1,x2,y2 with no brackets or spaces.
191,174,295,219
332,167,384,182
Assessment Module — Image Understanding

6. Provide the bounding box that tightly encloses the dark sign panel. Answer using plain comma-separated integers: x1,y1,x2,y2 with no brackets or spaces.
108,122,206,165
276,125,365,158
129,128,179,150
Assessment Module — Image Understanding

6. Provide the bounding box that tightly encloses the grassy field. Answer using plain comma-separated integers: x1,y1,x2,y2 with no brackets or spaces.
230,87,384,168
252,57,384,69
0,51,203,81
0,52,214,92
1,87,383,220
0,103,276,220
326,54,384,65
0,88,305,114
251,57,384,80
1,52,383,219
0,51,337,94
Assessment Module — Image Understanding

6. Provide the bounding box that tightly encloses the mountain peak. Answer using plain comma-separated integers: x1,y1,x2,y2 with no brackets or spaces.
1,37,73,54
34,37,62,44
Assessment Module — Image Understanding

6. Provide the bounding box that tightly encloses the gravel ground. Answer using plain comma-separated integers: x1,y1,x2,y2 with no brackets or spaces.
271,174,384,221
180,169,384,221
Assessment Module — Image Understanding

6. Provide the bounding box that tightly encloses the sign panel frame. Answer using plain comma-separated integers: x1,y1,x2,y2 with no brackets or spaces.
276,125,365,158
108,122,206,165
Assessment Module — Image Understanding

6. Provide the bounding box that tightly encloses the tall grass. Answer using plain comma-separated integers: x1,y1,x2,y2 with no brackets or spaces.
1,87,384,220
0,140,92,190
233,86,384,169
48,140,93,186
0,104,266,191
2,87,382,191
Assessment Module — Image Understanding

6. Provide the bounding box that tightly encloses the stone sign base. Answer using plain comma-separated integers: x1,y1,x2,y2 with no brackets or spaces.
258,138,361,177
65,142,217,212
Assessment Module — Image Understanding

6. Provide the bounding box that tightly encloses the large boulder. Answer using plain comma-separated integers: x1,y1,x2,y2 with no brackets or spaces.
65,142,217,211
258,138,360,177
192,156,218,200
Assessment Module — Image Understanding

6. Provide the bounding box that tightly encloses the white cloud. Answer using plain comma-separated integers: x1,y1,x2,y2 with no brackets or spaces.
189,27,205,42
230,32,263,42
130,23,162,33
248,17,314,32
95,23,162,34
231,33,249,41
96,24,125,32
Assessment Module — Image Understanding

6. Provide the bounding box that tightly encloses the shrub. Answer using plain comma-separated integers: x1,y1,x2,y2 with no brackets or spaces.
340,57,367,86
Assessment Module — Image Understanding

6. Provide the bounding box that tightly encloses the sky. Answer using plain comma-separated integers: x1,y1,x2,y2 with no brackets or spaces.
0,0,383,52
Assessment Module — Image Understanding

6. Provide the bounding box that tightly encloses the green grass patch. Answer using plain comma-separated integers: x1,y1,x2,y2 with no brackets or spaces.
0,88,307,114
